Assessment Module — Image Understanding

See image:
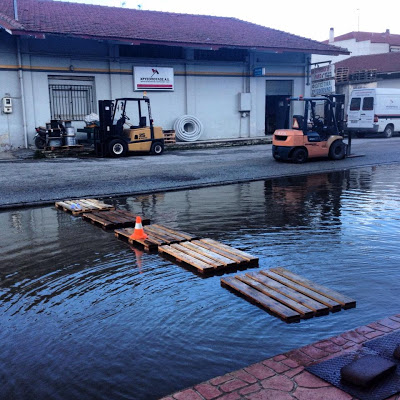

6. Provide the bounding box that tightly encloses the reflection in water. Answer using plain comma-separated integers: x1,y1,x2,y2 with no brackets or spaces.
0,165,399,400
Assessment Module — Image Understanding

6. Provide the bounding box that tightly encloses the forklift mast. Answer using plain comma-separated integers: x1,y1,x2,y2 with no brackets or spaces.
323,94,345,134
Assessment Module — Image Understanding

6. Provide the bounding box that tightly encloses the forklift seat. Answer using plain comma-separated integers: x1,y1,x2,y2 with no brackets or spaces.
307,132,321,142
116,117,125,135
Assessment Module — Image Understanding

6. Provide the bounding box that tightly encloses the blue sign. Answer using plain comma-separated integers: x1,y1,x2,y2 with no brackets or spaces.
253,67,265,77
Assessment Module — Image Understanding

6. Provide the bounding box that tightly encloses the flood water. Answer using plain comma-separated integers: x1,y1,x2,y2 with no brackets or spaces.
1,164,400,400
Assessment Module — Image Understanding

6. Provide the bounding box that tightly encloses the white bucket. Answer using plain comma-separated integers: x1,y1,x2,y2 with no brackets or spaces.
64,135,76,146
64,127,76,146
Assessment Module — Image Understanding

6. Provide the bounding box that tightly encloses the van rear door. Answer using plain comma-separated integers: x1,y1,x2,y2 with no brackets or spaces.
348,97,361,128
359,96,375,128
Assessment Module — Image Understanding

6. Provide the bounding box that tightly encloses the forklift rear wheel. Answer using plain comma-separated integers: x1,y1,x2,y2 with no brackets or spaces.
108,139,127,157
150,141,164,155
292,148,308,164
329,140,346,160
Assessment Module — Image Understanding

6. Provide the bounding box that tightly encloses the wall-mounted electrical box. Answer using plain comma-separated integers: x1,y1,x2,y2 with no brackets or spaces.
2,97,12,114
238,93,251,112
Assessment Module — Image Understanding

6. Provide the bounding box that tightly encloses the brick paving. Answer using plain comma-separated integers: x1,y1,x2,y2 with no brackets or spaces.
161,314,400,400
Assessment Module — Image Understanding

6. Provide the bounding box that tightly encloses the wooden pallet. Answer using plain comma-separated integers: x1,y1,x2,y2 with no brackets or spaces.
221,267,356,323
335,67,349,83
159,238,259,274
163,130,176,144
114,224,197,252
82,210,150,230
45,145,84,152
55,198,115,215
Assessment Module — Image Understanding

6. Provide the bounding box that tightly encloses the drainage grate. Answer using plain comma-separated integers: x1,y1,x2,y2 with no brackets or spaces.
364,331,400,362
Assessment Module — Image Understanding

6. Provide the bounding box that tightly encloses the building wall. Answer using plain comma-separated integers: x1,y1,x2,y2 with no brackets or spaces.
0,33,24,149
377,79,400,89
0,31,309,150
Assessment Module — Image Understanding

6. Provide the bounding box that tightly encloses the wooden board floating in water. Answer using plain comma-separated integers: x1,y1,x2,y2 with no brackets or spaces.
221,267,356,323
55,198,114,215
159,238,259,274
82,210,150,230
114,224,196,252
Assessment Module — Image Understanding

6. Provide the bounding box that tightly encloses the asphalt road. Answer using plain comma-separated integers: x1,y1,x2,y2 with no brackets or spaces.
1,137,400,209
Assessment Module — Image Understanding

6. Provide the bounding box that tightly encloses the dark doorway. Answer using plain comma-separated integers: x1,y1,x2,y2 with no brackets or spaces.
265,80,293,135
265,96,288,135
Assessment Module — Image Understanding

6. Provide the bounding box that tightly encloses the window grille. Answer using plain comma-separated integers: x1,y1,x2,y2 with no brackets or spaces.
49,84,94,120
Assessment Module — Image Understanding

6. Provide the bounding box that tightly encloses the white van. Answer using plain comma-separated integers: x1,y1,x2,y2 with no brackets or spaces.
347,88,400,138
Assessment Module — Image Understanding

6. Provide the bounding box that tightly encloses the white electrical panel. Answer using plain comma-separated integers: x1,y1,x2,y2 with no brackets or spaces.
2,97,12,114
239,93,251,112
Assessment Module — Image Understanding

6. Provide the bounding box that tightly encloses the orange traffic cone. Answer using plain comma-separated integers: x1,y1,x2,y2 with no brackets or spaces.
129,216,148,240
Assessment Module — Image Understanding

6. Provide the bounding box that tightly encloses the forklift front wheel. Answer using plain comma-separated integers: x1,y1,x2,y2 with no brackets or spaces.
108,139,127,157
292,148,308,164
150,141,164,155
329,140,346,160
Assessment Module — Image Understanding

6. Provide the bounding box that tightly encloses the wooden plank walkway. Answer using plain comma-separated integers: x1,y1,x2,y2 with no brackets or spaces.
82,210,150,230
55,198,114,215
114,224,197,252
221,267,356,323
159,238,259,274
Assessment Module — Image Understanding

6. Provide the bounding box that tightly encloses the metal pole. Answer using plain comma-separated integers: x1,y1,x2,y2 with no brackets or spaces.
347,131,352,156
17,37,28,148
13,0,18,20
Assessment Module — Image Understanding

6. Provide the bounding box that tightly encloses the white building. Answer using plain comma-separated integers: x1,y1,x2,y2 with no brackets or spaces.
0,0,346,151
313,29,400,65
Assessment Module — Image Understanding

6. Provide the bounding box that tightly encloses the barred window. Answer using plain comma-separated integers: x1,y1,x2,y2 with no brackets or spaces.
49,84,94,120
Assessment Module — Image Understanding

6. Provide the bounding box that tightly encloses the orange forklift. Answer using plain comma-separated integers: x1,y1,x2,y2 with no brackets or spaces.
272,96,347,163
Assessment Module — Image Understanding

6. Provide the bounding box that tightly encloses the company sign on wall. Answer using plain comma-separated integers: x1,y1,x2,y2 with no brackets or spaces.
311,64,335,96
134,67,174,91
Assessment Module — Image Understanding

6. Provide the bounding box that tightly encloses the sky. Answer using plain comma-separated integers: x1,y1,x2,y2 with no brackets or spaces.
58,0,400,42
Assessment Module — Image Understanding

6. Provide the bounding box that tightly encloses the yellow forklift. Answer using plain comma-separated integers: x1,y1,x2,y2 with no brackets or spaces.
272,96,347,163
95,97,165,157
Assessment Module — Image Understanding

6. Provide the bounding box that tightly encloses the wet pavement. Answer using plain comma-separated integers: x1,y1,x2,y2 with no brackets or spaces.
1,137,400,208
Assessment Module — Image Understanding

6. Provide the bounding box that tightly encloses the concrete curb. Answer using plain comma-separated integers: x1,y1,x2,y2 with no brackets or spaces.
166,137,272,151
